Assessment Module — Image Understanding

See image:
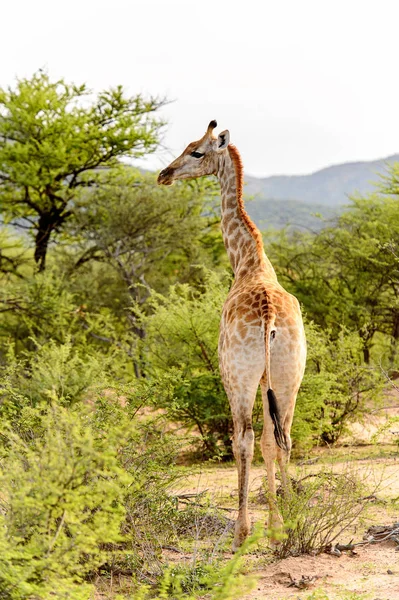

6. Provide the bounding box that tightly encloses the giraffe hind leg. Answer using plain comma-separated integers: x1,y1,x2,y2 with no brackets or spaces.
276,401,296,498
260,380,296,538
259,404,283,534
223,366,264,551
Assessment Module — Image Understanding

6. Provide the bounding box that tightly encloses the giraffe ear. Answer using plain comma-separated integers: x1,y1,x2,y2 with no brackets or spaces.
217,130,230,151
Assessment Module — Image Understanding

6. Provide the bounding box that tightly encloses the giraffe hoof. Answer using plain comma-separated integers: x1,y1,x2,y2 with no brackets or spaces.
232,535,247,553
232,534,245,552
231,540,240,553
269,537,282,551
267,513,284,548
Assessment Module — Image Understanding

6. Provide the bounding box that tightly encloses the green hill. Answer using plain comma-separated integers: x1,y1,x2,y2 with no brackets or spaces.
243,153,399,230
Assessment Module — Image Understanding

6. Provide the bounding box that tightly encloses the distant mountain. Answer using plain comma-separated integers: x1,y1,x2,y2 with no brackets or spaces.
244,154,399,231
246,197,337,232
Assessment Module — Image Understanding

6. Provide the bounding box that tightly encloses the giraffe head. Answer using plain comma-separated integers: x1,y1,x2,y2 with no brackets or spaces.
157,120,230,185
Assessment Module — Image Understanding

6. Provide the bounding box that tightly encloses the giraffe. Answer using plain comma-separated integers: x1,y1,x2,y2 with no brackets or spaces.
158,121,306,550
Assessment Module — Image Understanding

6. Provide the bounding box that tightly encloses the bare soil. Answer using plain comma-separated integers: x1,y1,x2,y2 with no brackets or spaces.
169,392,399,600
245,543,399,599
172,454,399,600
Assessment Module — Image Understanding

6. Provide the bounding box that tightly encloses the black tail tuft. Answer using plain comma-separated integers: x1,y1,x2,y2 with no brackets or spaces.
267,388,288,451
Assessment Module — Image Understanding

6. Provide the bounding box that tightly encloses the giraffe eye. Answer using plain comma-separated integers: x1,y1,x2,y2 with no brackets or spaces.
190,151,204,158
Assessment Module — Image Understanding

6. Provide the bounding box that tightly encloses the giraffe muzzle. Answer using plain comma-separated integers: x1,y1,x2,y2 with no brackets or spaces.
157,167,175,186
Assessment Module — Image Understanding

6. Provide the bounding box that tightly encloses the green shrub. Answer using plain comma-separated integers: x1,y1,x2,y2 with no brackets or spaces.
0,269,128,373
143,272,234,459
0,336,114,445
293,322,384,451
275,465,372,558
0,391,192,597
0,404,127,599
14,337,107,405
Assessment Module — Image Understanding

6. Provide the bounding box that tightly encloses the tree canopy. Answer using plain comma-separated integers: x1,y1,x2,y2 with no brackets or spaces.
0,71,165,270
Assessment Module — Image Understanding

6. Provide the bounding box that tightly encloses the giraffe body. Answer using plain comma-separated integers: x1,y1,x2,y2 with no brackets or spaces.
158,121,306,550
219,273,306,547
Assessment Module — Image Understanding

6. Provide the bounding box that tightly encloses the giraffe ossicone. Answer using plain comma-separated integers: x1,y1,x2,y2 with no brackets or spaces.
158,121,307,550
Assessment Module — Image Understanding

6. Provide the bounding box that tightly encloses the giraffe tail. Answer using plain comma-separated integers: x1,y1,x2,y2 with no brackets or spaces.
264,320,289,452
267,389,288,452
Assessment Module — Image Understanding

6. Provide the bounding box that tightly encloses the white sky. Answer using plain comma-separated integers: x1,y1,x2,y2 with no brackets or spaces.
2,0,399,177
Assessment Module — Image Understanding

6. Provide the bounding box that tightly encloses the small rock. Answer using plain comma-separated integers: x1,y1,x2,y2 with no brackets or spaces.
387,569,394,574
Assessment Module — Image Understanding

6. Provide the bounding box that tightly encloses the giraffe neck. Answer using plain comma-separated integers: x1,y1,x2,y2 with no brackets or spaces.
217,145,277,280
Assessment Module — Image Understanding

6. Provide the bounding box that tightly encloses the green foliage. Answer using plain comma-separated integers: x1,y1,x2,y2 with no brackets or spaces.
0,268,132,382
0,365,255,599
0,270,75,352
13,337,106,405
0,339,239,594
143,272,233,458
0,404,127,599
0,331,119,445
65,168,224,353
0,355,196,596
0,227,31,276
293,322,384,450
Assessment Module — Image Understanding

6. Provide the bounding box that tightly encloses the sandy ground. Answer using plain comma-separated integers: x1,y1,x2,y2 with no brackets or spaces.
170,390,399,600
245,543,399,600
172,454,399,599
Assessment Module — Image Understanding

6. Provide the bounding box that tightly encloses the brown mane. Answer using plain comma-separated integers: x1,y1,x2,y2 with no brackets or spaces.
227,144,266,262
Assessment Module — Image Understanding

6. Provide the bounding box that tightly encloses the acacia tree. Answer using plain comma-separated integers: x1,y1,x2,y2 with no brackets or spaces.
0,71,165,271
62,169,223,375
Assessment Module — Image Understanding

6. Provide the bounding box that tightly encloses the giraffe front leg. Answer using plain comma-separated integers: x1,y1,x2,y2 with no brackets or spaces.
218,322,265,552
232,417,255,552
